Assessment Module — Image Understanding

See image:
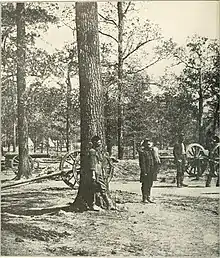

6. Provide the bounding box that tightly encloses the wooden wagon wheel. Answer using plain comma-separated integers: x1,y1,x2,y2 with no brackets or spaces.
210,143,220,176
59,151,80,188
185,143,207,177
11,155,35,174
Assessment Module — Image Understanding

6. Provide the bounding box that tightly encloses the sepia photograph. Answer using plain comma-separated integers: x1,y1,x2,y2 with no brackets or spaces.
1,1,219,257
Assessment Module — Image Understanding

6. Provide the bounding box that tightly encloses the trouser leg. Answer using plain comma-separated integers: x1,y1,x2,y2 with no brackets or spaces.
141,180,148,202
216,174,219,187
101,192,114,210
147,173,154,201
206,174,212,187
176,163,181,187
176,160,186,187
206,162,214,187
153,165,158,181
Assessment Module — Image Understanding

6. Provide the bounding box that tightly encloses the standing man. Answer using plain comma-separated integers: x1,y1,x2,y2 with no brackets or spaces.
173,133,188,187
205,135,219,187
88,135,113,210
138,138,156,203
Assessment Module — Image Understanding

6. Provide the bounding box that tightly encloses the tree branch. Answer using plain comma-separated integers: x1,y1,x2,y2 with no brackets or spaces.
123,2,131,14
98,13,118,27
173,54,200,70
127,57,162,74
148,81,163,87
123,37,162,61
99,30,118,43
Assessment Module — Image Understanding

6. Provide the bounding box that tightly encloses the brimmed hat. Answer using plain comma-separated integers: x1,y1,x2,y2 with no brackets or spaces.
91,135,101,143
141,138,150,146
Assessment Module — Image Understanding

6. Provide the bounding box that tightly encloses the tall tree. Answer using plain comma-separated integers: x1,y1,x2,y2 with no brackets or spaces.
16,3,30,179
173,36,219,143
117,2,124,159
72,2,107,210
98,2,174,158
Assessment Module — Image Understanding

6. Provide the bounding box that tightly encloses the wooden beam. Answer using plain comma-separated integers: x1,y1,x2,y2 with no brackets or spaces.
1,171,62,190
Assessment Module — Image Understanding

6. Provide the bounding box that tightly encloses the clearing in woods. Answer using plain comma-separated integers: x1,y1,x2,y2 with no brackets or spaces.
1,160,219,257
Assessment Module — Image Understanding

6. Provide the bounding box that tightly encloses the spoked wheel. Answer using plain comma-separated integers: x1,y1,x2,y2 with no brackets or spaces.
210,143,220,177
102,154,114,183
59,151,80,188
11,155,34,174
185,143,207,177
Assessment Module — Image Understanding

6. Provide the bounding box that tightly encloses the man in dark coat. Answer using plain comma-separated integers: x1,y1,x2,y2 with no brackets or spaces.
138,138,156,203
88,135,113,210
205,135,219,187
173,133,188,187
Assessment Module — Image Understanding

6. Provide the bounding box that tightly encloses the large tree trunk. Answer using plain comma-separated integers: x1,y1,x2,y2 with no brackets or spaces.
16,3,31,179
117,2,124,159
66,63,72,152
73,2,107,211
198,69,204,144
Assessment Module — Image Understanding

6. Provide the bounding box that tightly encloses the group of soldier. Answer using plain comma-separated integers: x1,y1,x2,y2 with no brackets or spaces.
86,133,219,210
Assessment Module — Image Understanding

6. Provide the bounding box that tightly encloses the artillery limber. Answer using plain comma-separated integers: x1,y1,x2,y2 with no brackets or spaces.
1,150,114,190
4,152,54,173
158,142,219,178
184,143,219,178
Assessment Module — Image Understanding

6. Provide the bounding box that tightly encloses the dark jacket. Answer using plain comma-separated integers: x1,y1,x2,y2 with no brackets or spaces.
173,142,186,164
139,147,155,181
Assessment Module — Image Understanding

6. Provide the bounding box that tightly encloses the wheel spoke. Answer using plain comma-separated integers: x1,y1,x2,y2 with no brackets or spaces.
64,159,75,166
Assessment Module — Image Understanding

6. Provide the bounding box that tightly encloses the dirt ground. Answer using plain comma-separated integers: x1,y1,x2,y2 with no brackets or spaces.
1,160,219,257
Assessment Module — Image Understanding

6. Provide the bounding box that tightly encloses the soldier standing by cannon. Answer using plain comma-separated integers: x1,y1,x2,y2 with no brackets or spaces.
173,133,188,188
205,135,220,187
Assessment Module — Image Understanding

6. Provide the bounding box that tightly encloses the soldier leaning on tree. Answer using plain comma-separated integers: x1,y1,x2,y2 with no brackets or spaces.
87,135,113,211
173,133,188,188
138,138,158,203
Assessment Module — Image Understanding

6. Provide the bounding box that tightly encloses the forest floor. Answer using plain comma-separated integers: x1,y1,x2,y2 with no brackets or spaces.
1,159,219,257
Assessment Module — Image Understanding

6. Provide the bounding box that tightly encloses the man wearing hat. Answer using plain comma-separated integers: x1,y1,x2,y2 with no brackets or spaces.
138,138,157,203
87,135,113,210
205,135,219,187
173,133,188,187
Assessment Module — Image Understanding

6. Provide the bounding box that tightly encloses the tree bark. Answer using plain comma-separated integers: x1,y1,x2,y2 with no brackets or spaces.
66,63,72,152
213,95,219,133
73,2,107,211
117,2,124,159
132,133,136,159
198,68,203,144
16,3,31,179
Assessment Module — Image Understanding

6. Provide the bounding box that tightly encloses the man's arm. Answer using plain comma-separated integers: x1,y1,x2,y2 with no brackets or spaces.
153,147,161,164
88,149,97,180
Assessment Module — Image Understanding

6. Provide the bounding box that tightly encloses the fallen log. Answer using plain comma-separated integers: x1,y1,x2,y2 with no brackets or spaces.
1,170,62,190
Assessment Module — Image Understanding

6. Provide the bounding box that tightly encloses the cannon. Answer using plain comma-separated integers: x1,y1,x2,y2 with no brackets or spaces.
185,143,220,177
1,150,114,190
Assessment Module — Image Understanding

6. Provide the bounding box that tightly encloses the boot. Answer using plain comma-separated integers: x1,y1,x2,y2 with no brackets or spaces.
180,175,187,187
216,175,219,187
142,195,147,203
90,193,102,211
102,193,115,210
146,188,155,203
